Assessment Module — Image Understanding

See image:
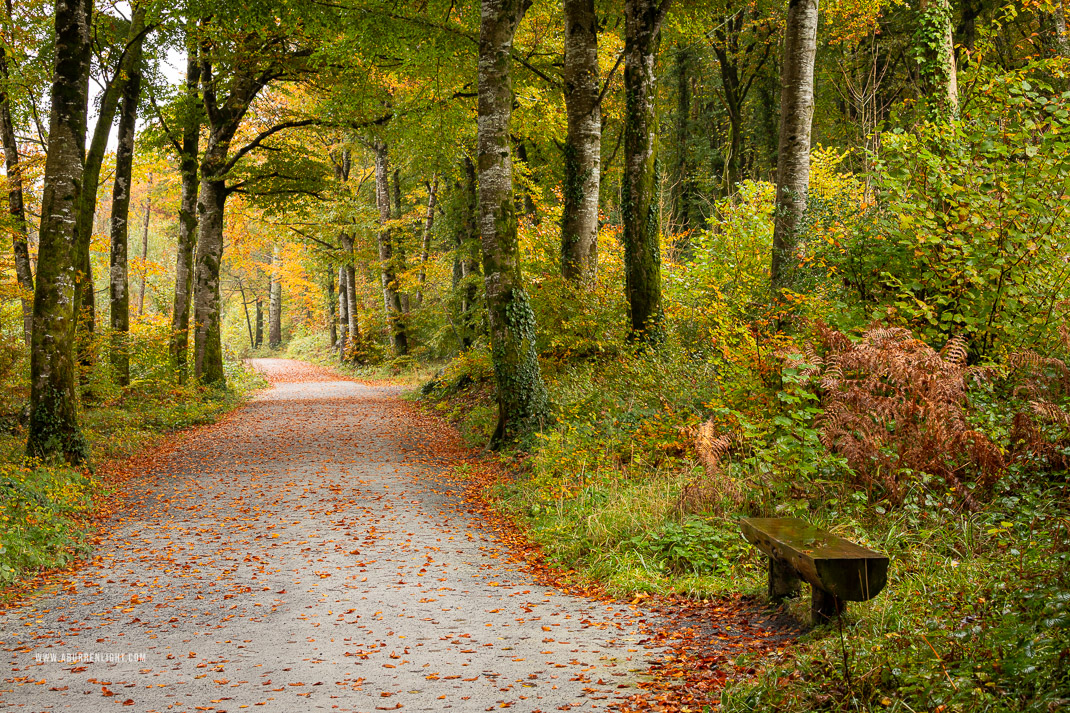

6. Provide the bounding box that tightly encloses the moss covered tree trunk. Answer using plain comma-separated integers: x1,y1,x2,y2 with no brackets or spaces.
560,0,601,281
27,0,93,464
479,0,550,445
0,27,33,345
108,32,143,387
192,168,227,385
169,37,201,383
374,140,409,355
622,0,670,342
770,0,819,292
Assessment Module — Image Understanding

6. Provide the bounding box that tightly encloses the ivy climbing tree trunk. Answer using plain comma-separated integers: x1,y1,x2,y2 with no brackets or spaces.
73,3,147,365
917,0,958,116
479,0,550,445
560,0,601,282
169,36,201,383
27,0,92,464
0,26,33,345
108,33,143,387
622,0,670,342
770,0,819,292
268,245,282,348
374,140,409,355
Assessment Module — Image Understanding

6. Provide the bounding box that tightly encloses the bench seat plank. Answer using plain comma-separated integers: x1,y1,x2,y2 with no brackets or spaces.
741,517,889,602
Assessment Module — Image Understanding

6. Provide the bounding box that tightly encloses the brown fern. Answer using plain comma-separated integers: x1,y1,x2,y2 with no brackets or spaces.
674,420,742,515
816,325,1001,508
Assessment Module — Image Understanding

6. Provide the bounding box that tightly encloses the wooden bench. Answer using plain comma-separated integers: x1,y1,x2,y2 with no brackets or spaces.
740,517,889,623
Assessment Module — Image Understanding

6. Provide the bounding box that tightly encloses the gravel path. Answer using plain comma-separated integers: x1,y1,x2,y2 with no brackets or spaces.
1,359,656,713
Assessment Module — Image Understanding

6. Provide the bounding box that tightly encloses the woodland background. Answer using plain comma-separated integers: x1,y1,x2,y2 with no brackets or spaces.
1,0,1070,710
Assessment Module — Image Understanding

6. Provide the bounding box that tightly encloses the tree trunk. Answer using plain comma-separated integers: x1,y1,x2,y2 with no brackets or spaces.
255,297,263,349
479,0,550,445
169,36,201,383
108,38,143,388
192,171,227,385
454,156,481,349
137,188,151,316
337,265,349,358
917,0,958,116
238,278,254,348
416,175,439,306
670,44,697,244
1050,3,1069,58
268,245,282,348
622,0,670,342
338,232,361,359
73,4,147,360
27,0,92,464
326,268,338,348
374,141,409,355
0,28,33,344
770,0,819,292
561,0,601,281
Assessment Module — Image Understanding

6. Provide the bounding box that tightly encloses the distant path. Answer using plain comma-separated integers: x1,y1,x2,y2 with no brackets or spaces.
1,359,656,712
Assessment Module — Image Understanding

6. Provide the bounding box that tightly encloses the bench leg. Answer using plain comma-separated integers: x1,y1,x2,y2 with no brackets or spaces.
811,586,845,623
768,557,800,602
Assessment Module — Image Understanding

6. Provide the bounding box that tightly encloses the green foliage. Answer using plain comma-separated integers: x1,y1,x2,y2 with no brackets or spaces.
629,517,747,576
816,64,1070,356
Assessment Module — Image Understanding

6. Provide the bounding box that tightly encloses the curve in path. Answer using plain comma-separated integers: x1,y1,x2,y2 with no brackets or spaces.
1,359,658,712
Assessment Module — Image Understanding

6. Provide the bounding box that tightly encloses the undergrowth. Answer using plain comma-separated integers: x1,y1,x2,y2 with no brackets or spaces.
421,321,1070,712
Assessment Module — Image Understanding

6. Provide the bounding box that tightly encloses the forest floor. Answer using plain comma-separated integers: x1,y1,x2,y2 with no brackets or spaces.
0,358,794,712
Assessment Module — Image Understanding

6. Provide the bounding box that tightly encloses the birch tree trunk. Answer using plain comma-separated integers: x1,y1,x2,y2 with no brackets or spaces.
917,0,958,116
622,0,670,342
169,36,201,383
770,0,819,291
561,0,601,281
27,0,92,463
479,0,550,445
108,37,143,387
0,28,33,344
416,175,438,306
374,141,409,355
268,245,282,348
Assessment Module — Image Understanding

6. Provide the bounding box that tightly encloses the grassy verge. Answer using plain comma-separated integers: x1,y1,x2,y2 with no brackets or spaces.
0,361,266,594
420,342,1070,713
